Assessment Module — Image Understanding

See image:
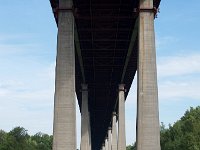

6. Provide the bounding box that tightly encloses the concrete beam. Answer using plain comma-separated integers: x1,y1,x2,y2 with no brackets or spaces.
52,0,76,150
136,0,160,150
112,19,138,113
120,18,138,83
74,24,86,82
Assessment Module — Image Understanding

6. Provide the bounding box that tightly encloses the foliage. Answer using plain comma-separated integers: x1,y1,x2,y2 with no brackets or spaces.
161,106,200,150
0,127,52,150
127,106,200,150
126,143,136,150
1,106,200,150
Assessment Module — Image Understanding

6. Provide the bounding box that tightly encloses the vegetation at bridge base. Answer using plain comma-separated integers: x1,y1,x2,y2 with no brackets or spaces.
127,106,200,150
126,143,136,150
0,127,52,150
0,106,200,150
160,106,200,150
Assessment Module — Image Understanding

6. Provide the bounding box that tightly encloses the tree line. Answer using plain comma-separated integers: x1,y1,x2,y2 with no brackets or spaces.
0,127,52,150
0,106,199,150
127,106,200,150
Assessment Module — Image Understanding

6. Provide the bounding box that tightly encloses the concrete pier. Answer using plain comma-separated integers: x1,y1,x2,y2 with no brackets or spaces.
80,84,90,150
111,112,117,150
108,127,112,150
102,143,105,150
136,0,161,150
52,0,76,150
117,84,126,150
105,138,108,150
88,111,91,150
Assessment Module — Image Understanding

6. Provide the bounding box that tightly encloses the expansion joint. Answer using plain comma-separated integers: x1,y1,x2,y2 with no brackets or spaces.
80,89,88,92
134,7,160,18
118,89,127,92
53,6,78,18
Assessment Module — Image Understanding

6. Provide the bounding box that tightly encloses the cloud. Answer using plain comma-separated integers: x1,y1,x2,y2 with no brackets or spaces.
158,78,200,101
0,34,33,42
127,53,200,102
156,36,179,49
156,52,200,102
0,33,55,59
0,44,38,54
157,53,200,78
37,62,56,81
0,61,55,135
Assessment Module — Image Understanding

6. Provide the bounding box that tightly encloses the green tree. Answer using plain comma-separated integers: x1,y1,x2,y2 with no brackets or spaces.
161,106,200,150
0,127,53,150
8,126,30,150
0,130,7,150
126,143,136,150
31,132,52,150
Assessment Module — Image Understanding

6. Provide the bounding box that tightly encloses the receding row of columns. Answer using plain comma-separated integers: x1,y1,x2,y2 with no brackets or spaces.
80,84,126,150
52,0,160,150
101,85,126,150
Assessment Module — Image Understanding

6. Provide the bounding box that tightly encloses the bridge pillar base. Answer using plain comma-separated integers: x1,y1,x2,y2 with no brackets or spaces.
136,0,161,150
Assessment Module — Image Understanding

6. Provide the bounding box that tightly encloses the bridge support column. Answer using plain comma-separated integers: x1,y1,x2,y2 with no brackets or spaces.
105,137,108,150
88,111,91,150
136,0,160,150
80,84,91,150
52,0,76,150
117,84,126,150
108,127,112,150
112,112,117,150
102,143,105,150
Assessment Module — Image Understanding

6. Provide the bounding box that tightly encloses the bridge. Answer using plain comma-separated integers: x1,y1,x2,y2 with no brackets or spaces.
50,0,161,150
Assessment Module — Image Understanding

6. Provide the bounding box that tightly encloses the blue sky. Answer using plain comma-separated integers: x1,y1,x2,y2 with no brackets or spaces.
0,0,200,148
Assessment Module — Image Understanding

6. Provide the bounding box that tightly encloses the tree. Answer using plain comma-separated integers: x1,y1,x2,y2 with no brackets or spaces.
127,106,200,150
31,132,52,150
0,127,52,150
126,143,136,150
160,106,200,150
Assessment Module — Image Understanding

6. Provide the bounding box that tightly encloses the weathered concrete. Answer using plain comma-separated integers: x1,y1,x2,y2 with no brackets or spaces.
80,84,90,150
88,111,91,150
108,127,112,150
102,143,106,150
105,138,108,150
52,0,76,150
111,112,117,150
136,0,160,150
117,84,126,150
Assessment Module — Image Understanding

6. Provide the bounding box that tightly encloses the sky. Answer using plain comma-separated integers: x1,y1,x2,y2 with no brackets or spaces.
0,0,200,148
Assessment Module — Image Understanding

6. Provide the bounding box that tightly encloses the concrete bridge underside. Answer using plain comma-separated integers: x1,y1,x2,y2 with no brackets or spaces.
50,0,161,150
